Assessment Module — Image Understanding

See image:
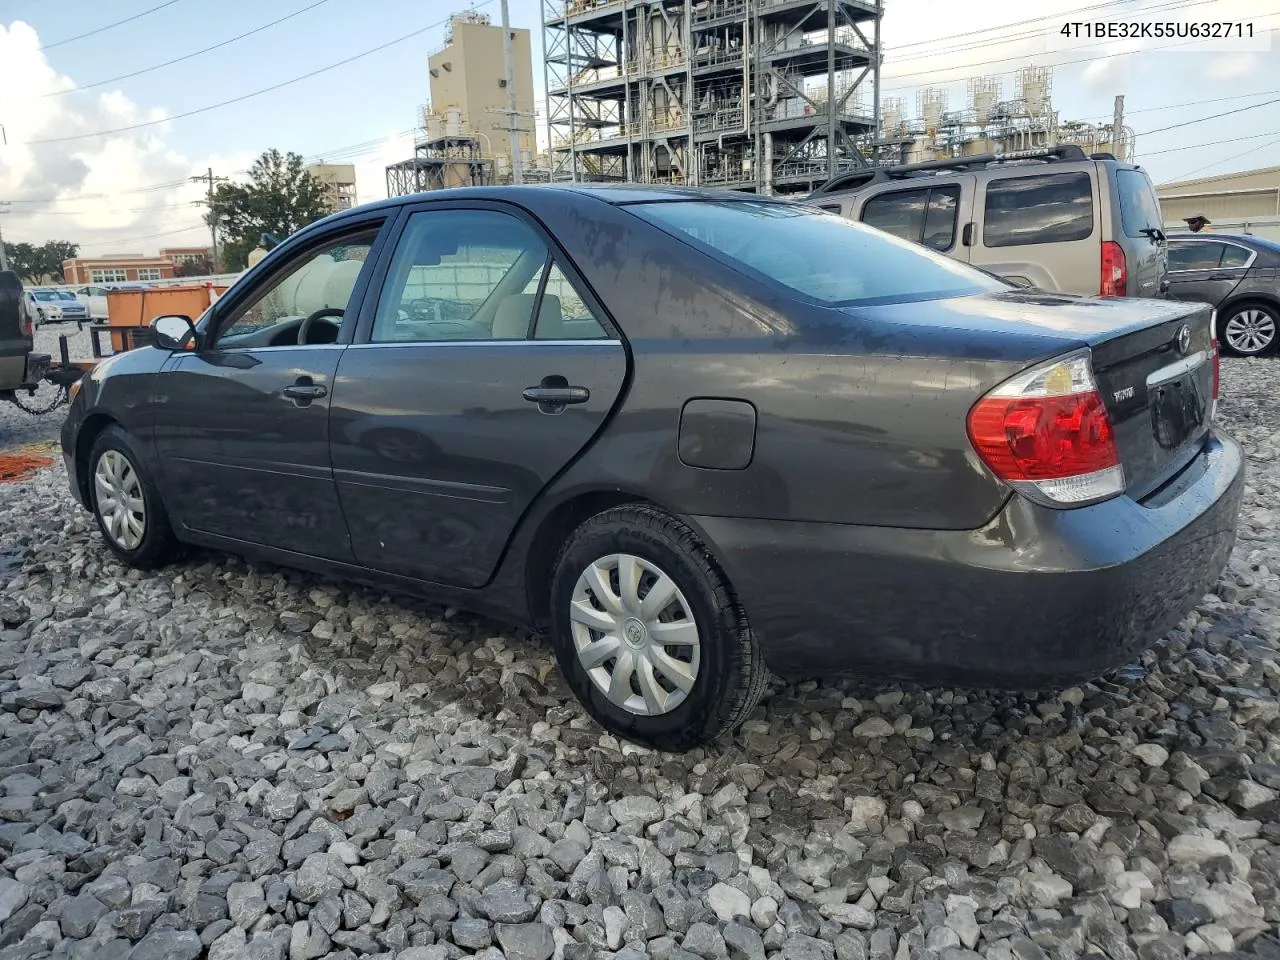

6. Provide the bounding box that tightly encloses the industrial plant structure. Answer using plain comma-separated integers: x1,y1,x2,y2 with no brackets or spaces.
386,11,546,198
864,68,1134,167
541,0,884,195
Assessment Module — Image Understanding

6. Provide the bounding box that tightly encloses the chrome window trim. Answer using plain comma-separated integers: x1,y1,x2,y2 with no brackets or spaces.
347,339,624,349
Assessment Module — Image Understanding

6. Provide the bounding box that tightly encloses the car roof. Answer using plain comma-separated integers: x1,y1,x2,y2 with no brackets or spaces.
313,183,779,223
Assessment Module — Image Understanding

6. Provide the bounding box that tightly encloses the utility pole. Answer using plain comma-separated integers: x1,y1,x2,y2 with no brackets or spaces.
0,201,10,273
500,0,523,184
191,167,229,269
1112,95,1125,161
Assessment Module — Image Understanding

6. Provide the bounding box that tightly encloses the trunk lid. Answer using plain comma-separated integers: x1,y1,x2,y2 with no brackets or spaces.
1089,300,1215,500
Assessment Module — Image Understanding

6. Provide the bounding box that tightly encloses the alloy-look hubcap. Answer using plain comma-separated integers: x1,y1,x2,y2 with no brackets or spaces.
569,553,701,717
94,450,146,551
1224,308,1276,355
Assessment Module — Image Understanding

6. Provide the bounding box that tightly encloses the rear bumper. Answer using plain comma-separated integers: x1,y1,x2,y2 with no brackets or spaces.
691,432,1244,687
0,352,48,394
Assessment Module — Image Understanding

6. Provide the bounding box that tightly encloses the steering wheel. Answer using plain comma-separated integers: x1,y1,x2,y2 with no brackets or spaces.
297,307,345,345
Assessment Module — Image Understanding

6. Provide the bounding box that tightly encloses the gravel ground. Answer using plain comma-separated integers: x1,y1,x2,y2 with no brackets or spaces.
0,324,99,452
1,358,1279,960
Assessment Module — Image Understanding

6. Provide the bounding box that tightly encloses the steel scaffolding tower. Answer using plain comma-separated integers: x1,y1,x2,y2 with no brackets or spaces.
542,0,882,194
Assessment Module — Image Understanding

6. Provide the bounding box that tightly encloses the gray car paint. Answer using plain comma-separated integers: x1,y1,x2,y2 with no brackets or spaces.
60,186,1243,686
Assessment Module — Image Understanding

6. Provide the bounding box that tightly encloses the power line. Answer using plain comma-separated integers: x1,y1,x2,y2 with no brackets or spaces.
46,0,335,98
1133,98,1280,138
1081,88,1280,124
1143,127,1280,159
75,224,209,248
2,179,195,204
882,0,1214,68
880,8,1280,92
1160,136,1280,185
24,5,492,145
1,127,417,212
39,0,183,52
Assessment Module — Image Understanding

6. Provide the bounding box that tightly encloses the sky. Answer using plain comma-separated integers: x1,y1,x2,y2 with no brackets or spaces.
1,0,1278,256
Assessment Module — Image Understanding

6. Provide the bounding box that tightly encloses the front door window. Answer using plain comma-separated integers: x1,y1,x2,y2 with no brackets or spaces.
216,232,376,348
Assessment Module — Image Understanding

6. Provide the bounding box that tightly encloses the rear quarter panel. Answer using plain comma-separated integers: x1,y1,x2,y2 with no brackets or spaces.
523,195,1076,531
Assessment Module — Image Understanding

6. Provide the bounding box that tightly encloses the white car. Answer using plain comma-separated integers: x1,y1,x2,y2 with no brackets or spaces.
26,289,91,324
73,282,150,320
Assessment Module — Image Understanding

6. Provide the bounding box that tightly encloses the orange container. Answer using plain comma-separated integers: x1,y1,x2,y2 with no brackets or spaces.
105,284,229,353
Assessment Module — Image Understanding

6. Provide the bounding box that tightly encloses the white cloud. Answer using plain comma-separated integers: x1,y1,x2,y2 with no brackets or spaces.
0,19,242,254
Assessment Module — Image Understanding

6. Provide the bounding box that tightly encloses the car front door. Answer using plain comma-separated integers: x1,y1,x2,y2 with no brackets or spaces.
152,218,390,558
328,202,627,588
1166,239,1249,309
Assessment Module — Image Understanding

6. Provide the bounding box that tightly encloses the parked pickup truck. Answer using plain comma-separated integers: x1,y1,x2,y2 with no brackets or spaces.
1,272,51,403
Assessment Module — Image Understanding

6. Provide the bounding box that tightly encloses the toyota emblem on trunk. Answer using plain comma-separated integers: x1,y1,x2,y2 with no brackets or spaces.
1176,324,1191,354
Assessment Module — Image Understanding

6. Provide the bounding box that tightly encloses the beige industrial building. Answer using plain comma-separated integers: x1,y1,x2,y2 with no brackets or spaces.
1158,165,1280,240
428,12,536,159
305,162,358,213
386,11,539,196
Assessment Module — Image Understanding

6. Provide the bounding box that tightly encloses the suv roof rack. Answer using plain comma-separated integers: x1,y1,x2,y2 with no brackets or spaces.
811,144,1091,196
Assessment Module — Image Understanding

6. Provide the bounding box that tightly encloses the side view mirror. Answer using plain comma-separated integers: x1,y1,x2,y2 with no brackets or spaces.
151,314,197,351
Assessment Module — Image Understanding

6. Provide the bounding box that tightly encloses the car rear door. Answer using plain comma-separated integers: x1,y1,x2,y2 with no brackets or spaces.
853,178,976,264
1166,239,1247,309
328,201,627,589
969,168,1098,293
151,216,391,558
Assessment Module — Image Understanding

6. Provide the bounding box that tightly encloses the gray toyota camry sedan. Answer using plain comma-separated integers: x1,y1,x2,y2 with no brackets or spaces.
60,186,1244,751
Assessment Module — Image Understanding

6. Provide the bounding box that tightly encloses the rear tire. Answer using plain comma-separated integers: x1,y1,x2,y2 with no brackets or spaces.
88,426,180,569
548,504,767,751
1219,301,1278,357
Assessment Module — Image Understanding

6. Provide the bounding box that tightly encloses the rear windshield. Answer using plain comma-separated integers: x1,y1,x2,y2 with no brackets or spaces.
1116,169,1164,239
630,200,1006,306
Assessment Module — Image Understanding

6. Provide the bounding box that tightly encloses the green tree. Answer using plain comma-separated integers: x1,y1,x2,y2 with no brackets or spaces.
174,257,214,278
208,149,331,270
2,240,79,283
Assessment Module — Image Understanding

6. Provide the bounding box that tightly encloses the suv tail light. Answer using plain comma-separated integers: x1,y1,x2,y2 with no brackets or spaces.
967,351,1125,507
1100,241,1127,297
19,309,33,338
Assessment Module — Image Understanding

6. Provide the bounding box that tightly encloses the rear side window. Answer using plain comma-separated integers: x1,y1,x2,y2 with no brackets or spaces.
1220,245,1253,268
983,172,1094,248
631,200,1006,306
862,186,960,252
1168,241,1225,271
1116,169,1163,239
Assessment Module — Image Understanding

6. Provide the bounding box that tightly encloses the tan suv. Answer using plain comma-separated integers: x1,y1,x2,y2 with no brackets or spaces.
809,145,1169,300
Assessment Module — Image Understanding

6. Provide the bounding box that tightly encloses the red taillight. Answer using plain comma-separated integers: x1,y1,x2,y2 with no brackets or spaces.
967,352,1125,507
20,311,33,337
1100,240,1127,297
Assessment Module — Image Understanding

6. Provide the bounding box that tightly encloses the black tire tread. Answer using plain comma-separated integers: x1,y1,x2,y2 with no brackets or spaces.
551,503,767,751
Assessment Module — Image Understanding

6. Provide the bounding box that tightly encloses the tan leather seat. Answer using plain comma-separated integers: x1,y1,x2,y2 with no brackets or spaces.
492,294,563,339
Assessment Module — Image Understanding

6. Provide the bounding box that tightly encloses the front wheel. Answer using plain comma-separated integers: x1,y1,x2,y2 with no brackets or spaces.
1219,302,1278,357
88,426,180,569
548,505,767,751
